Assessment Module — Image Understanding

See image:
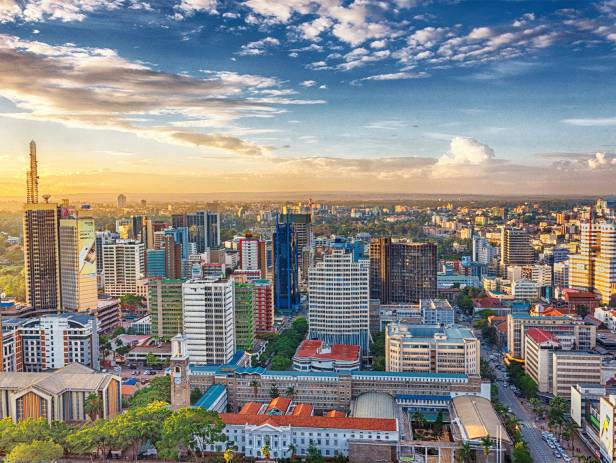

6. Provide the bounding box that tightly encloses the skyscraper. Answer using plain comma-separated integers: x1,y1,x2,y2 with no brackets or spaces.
117,194,127,208
59,214,98,311
500,227,534,267
164,235,183,279
187,211,221,253
102,240,145,296
369,238,437,304
570,221,616,305
23,199,62,311
253,279,274,333
148,279,184,338
308,249,370,355
182,277,235,364
273,215,299,314
238,234,267,277
233,281,255,351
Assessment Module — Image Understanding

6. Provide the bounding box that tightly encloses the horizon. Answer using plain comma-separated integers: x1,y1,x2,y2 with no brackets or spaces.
1,1,616,196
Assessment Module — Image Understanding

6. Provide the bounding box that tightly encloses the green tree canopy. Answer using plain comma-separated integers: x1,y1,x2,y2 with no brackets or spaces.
5,440,63,463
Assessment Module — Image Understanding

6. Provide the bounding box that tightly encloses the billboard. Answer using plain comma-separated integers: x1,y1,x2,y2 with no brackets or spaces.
78,218,97,277
600,396,615,460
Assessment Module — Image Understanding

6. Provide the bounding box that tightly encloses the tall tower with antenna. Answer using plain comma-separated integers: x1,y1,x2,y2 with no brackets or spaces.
26,140,39,204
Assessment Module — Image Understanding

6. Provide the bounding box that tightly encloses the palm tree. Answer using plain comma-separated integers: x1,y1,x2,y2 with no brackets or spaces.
563,420,577,450
261,443,270,460
250,379,260,398
84,392,101,421
481,436,493,462
286,443,297,460
457,442,473,463
412,411,427,429
285,386,296,400
270,384,280,399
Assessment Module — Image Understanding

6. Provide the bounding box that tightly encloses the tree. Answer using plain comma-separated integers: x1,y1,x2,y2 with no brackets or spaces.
411,411,427,429
457,441,473,463
145,352,160,367
84,393,102,421
306,441,324,463
548,396,568,439
512,442,532,463
0,418,54,454
272,354,292,370
576,305,589,318
481,436,493,459
250,379,260,398
5,440,63,463
67,419,119,461
434,410,444,436
270,384,280,399
224,448,234,463
286,443,297,460
130,376,170,408
563,420,577,449
116,401,171,461
261,443,271,459
370,331,386,371
157,407,225,463
285,386,296,400
191,388,203,405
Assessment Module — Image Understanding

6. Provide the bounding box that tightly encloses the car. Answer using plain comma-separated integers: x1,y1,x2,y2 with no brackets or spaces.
554,452,562,459
548,443,556,449
563,456,571,462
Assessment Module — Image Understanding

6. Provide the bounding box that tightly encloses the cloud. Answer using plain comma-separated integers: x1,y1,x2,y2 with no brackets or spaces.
0,33,322,156
355,71,429,83
588,152,616,169
0,0,125,23
173,0,217,18
437,137,495,165
237,36,280,56
364,120,406,130
299,80,317,87
562,116,616,126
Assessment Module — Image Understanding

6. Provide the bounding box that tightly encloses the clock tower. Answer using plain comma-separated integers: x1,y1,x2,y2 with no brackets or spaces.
170,333,190,410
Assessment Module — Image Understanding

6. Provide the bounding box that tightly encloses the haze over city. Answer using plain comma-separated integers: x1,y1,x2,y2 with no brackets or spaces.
1,0,616,197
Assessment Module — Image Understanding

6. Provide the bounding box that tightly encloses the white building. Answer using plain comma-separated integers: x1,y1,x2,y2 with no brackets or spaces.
512,278,540,300
553,262,569,290
531,264,552,288
308,249,370,355
421,298,454,325
102,240,145,296
182,277,235,365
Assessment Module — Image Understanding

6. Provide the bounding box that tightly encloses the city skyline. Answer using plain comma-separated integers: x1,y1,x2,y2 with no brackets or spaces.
1,1,616,196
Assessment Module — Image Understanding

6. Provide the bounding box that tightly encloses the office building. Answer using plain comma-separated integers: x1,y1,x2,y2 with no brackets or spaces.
506,312,596,360
511,279,540,300
164,235,183,279
273,216,299,314
182,278,235,364
292,340,361,372
102,240,145,296
420,299,454,325
0,364,121,423
308,249,370,355
570,222,616,306
187,211,220,253
385,324,480,375
117,194,126,208
58,215,98,311
148,279,184,338
500,227,533,267
233,281,255,351
238,234,267,277
554,262,569,290
146,249,166,278
164,226,190,260
369,238,437,304
253,279,274,333
0,313,99,372
552,351,602,398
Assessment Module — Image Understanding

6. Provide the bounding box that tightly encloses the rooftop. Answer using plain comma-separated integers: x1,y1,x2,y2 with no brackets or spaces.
526,328,558,344
219,413,398,432
294,340,361,362
452,395,511,444
194,384,226,410
387,323,476,342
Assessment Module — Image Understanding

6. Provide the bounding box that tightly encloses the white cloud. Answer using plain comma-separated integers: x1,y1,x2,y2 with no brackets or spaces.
408,26,449,48
588,152,616,169
562,116,616,126
299,80,317,87
437,136,495,165
174,0,217,18
0,0,123,23
364,120,406,130
356,71,429,82
237,36,280,56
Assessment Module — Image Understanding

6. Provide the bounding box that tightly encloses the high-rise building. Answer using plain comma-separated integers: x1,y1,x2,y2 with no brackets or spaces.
117,194,127,208
146,249,166,278
253,279,274,333
500,227,534,267
148,279,184,338
308,249,370,355
171,213,187,229
102,240,145,296
369,238,437,304
281,213,312,281
182,277,235,364
164,227,190,260
59,215,98,311
570,222,616,306
238,234,266,277
273,216,299,314
23,200,62,311
164,235,183,279
233,281,255,351
187,211,220,253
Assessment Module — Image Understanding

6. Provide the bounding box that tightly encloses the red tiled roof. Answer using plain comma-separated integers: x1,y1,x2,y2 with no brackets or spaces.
266,397,291,414
473,297,505,309
496,321,508,334
121,385,136,396
240,402,263,415
292,403,313,416
219,413,397,431
327,410,346,417
526,327,558,344
562,289,600,300
294,340,360,362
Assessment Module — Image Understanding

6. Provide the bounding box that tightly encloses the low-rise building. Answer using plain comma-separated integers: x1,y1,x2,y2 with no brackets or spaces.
420,298,455,325
292,340,361,372
0,363,121,422
385,324,479,375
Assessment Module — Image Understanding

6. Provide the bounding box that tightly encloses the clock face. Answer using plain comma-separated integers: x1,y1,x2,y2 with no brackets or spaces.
174,376,182,385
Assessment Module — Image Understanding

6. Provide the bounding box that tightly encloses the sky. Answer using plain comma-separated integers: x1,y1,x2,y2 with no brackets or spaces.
1,0,616,198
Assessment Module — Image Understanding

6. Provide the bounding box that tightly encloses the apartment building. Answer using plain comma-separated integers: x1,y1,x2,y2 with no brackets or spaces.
102,240,145,296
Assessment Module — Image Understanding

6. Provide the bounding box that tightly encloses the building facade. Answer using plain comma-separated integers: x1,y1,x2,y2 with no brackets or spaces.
308,249,370,355
253,279,274,333
148,279,184,338
273,217,299,314
234,281,255,351
102,240,145,296
183,278,235,364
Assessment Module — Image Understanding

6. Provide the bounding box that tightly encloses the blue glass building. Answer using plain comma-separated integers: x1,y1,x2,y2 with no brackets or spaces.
273,215,299,314
146,249,166,278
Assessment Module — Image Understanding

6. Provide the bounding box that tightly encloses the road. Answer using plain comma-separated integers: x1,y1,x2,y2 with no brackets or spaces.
480,345,561,463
